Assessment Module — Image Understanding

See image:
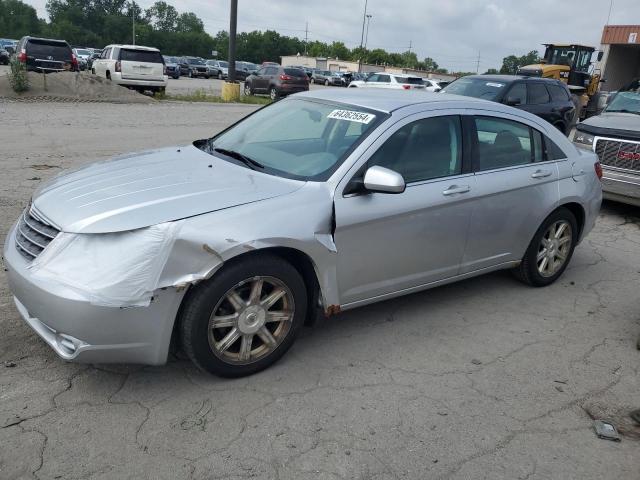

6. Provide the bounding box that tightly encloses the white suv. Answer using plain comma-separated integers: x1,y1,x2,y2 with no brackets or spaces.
348,72,426,90
92,44,167,94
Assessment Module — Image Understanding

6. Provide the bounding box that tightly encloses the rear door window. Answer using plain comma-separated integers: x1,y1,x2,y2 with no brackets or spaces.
396,77,424,85
120,49,163,63
377,74,391,83
474,117,533,170
528,83,551,105
547,84,570,102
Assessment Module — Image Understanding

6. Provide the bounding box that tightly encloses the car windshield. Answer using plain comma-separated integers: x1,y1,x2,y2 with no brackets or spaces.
188,58,204,65
443,77,507,100
201,99,386,180
605,91,640,115
245,62,257,70
219,61,228,67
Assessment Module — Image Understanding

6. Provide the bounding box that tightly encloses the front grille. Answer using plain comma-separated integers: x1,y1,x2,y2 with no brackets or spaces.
595,138,640,172
15,207,60,260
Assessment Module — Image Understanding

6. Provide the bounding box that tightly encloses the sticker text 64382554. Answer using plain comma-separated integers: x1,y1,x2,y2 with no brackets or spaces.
327,109,376,124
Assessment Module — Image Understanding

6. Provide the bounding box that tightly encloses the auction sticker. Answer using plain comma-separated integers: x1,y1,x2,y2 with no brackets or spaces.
327,109,376,124
485,82,504,88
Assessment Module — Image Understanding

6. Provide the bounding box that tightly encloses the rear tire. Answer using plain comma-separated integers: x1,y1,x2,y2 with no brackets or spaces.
244,83,253,96
324,79,329,86
269,87,278,100
513,208,578,287
179,254,307,377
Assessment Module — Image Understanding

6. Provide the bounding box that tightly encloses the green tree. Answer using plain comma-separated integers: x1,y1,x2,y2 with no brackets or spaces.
500,50,540,74
176,12,203,33
0,0,43,38
144,1,178,31
327,41,349,60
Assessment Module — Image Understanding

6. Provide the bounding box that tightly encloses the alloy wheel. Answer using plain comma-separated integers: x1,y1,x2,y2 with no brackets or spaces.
208,276,294,365
244,84,252,96
537,220,572,277
270,88,277,100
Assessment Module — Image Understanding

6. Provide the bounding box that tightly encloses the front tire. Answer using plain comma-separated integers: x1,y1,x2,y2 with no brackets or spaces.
179,254,307,377
513,208,578,287
324,79,329,86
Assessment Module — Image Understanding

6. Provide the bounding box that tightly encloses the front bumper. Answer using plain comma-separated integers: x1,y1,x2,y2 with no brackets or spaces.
602,166,640,207
3,224,185,365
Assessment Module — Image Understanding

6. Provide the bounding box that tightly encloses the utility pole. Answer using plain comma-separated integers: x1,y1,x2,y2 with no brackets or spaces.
408,40,412,54
606,0,614,24
364,15,372,50
476,51,481,74
131,2,135,46
222,0,240,101
304,22,308,56
228,0,237,83
357,0,368,73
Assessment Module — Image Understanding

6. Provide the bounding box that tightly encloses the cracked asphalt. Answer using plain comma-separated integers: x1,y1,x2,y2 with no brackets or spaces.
1,100,639,480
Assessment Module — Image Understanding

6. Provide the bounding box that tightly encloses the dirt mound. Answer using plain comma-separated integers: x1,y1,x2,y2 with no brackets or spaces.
0,71,155,103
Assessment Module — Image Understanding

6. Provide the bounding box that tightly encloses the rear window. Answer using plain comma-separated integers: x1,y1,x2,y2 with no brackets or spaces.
396,77,424,85
443,77,506,100
284,68,305,76
120,49,163,63
26,39,71,60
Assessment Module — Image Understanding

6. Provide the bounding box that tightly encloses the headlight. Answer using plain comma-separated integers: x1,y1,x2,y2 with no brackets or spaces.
573,130,595,149
29,222,181,307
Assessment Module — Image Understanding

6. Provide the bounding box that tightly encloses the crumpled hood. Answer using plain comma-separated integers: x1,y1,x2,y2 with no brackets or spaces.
32,145,304,233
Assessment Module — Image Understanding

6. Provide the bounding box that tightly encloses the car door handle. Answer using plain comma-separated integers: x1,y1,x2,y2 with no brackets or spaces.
531,170,552,179
442,185,471,196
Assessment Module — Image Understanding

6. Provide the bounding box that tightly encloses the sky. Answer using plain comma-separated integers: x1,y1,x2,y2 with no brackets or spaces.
25,0,640,72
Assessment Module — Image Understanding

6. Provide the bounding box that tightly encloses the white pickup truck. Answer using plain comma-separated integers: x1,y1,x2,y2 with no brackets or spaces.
92,44,168,94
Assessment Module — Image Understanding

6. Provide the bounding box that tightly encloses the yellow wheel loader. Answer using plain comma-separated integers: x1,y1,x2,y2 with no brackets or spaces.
518,44,605,119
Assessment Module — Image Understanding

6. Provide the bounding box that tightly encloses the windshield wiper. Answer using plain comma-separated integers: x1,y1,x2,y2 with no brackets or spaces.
213,147,265,170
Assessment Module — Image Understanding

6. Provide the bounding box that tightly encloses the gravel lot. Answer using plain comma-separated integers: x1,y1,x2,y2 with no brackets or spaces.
1,100,639,480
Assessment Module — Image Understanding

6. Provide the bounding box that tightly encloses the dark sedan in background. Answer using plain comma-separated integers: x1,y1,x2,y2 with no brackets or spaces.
163,56,181,79
443,75,576,136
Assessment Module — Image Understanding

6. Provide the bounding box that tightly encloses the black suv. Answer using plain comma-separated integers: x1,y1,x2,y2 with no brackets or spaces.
16,36,78,73
443,75,576,135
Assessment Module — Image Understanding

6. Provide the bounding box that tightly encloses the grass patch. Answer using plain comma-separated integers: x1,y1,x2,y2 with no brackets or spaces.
158,89,271,105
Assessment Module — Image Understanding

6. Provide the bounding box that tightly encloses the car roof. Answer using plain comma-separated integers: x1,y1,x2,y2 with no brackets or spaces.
105,44,160,52
22,36,70,45
296,88,497,114
461,74,566,85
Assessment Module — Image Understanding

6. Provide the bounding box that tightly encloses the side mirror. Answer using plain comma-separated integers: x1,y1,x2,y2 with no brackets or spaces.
597,51,604,62
363,166,405,194
505,97,522,106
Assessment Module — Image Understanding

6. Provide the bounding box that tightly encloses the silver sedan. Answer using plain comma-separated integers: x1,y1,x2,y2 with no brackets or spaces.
4,89,602,377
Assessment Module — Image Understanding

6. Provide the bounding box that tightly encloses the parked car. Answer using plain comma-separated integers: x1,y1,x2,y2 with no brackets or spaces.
261,61,279,67
15,36,78,72
244,66,309,99
231,61,255,81
573,79,640,206
348,72,426,91
4,90,601,377
182,57,209,78
423,78,443,92
312,70,343,86
162,56,181,79
205,59,228,79
92,44,167,94
442,75,576,136
86,52,101,70
73,48,92,64
0,48,9,65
